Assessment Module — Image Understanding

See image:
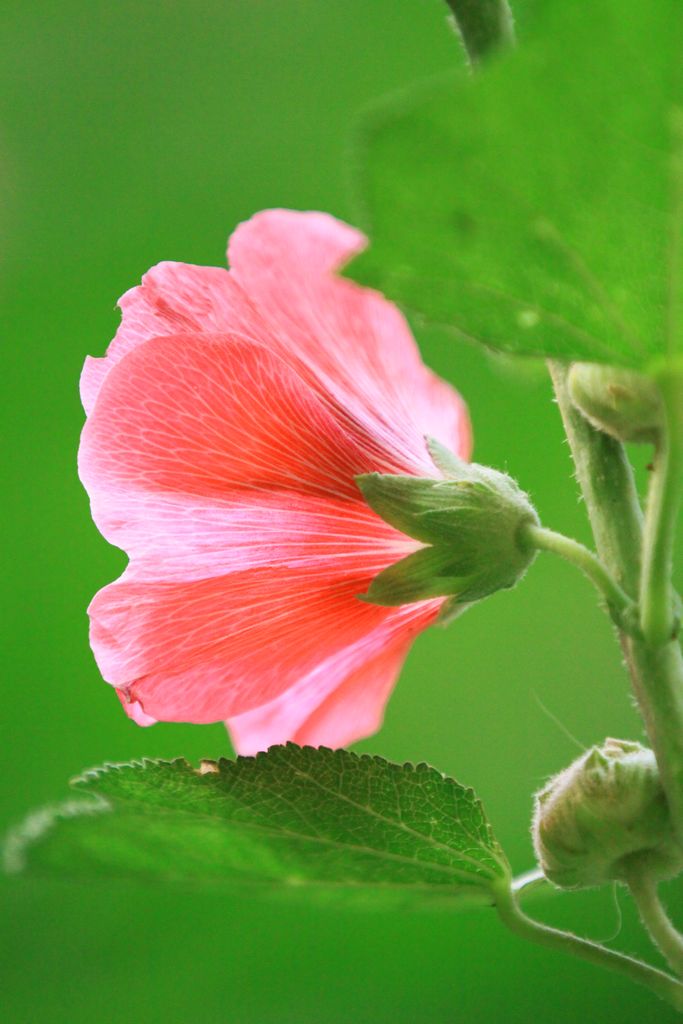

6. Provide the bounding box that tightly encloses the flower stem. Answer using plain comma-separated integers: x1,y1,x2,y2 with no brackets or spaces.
640,370,683,647
547,361,643,595
625,865,683,977
494,883,683,1010
522,522,636,628
444,0,515,64
621,640,683,844
548,361,683,850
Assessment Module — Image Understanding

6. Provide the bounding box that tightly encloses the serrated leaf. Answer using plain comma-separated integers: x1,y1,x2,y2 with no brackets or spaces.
4,745,510,908
349,0,683,372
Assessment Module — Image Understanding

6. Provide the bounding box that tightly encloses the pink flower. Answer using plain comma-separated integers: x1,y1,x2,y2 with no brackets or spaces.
79,210,471,753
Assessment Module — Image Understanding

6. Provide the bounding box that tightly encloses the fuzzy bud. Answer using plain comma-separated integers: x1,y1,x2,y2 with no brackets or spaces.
356,439,539,608
567,362,662,444
533,738,683,890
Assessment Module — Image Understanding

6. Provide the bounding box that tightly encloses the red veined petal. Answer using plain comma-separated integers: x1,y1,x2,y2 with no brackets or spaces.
226,614,428,753
80,262,267,415
227,209,471,467
79,332,411,506
86,487,416,584
89,569,439,723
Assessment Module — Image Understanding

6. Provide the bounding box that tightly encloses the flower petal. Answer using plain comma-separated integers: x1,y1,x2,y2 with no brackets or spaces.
80,262,266,415
79,332,408,505
79,212,472,749
117,690,157,727
226,619,422,754
86,488,415,584
228,209,471,468
89,569,439,723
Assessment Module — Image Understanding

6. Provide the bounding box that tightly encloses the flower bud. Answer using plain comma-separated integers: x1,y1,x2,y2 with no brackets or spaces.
356,439,539,607
533,738,683,890
567,362,662,444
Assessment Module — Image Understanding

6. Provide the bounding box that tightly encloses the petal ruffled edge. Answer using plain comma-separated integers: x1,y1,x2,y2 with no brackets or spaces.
225,609,433,753
227,209,472,470
89,570,436,725
80,262,266,415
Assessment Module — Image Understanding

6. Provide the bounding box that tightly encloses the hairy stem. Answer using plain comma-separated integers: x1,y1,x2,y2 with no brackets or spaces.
640,371,683,646
444,0,515,64
625,866,683,977
522,522,635,627
494,883,683,1010
549,361,683,849
547,361,643,593
622,639,683,849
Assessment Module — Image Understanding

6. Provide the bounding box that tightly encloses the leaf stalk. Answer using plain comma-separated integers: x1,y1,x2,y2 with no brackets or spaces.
444,0,515,65
640,369,683,646
521,522,636,629
494,882,683,1010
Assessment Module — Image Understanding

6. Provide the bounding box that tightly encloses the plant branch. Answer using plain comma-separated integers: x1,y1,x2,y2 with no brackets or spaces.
640,370,683,646
522,522,636,628
546,361,643,593
494,883,683,1010
625,865,683,977
548,361,683,850
444,0,515,65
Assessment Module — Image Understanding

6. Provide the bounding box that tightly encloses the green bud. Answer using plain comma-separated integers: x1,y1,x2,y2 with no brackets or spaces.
533,738,683,890
356,440,539,607
567,362,663,444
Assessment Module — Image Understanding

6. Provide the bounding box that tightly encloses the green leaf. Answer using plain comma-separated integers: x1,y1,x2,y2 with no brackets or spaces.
349,0,683,372
4,745,510,908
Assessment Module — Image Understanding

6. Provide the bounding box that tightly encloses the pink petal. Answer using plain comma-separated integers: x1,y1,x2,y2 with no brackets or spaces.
86,488,415,584
88,569,439,723
79,332,408,506
78,212,473,748
226,616,424,754
80,262,267,415
117,690,157,727
228,210,471,468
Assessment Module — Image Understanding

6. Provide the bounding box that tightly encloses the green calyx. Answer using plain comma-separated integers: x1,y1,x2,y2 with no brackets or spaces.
567,362,663,445
533,738,683,891
356,439,539,608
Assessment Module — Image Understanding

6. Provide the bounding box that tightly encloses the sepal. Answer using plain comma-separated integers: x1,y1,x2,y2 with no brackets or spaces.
357,447,539,607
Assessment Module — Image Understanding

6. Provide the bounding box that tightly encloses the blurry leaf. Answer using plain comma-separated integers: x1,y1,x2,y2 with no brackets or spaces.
349,0,683,371
4,745,510,908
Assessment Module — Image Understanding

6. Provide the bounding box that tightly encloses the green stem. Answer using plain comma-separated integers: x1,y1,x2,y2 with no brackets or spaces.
622,639,683,849
625,865,683,977
522,522,635,627
640,371,683,646
444,0,515,64
547,361,643,595
494,883,683,1010
549,361,683,849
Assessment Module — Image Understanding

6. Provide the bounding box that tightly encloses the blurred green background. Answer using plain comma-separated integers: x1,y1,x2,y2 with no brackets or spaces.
2,1,680,1021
